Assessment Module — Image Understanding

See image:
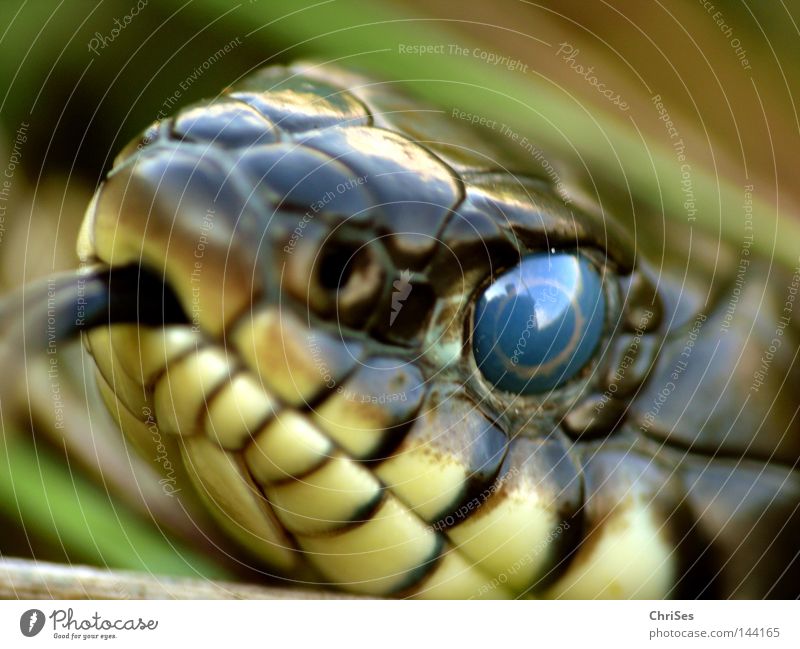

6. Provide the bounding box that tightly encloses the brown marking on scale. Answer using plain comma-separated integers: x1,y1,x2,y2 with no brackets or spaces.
548,492,673,599
231,307,364,406
432,294,468,340
443,472,515,526
417,296,469,374
330,392,403,429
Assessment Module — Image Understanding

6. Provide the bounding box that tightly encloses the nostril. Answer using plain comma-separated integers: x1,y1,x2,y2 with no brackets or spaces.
318,241,387,326
318,245,358,291
283,226,389,328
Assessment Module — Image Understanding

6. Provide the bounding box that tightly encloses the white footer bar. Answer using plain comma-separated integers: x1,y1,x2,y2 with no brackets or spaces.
1,599,797,647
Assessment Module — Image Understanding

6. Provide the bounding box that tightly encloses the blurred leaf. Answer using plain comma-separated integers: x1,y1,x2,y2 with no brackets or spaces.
171,0,799,270
0,430,229,578
2,0,797,268
0,0,262,177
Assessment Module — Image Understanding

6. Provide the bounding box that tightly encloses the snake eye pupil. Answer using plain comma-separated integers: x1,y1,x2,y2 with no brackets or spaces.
473,252,606,394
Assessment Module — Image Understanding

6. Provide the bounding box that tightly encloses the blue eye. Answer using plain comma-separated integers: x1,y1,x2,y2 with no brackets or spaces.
473,252,606,394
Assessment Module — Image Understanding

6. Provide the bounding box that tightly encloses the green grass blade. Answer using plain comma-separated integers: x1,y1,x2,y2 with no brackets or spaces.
172,0,798,269
0,430,229,579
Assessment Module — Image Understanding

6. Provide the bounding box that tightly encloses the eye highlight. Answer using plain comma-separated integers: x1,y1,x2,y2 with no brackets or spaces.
473,252,606,395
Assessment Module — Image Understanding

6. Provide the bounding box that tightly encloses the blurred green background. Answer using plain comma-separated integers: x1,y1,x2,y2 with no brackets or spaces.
1,0,798,583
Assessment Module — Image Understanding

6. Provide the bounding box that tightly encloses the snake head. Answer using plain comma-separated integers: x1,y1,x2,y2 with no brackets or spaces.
77,63,800,598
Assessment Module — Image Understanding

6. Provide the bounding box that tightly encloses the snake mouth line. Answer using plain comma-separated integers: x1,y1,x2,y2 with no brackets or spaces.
77,248,694,603
64,255,589,598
